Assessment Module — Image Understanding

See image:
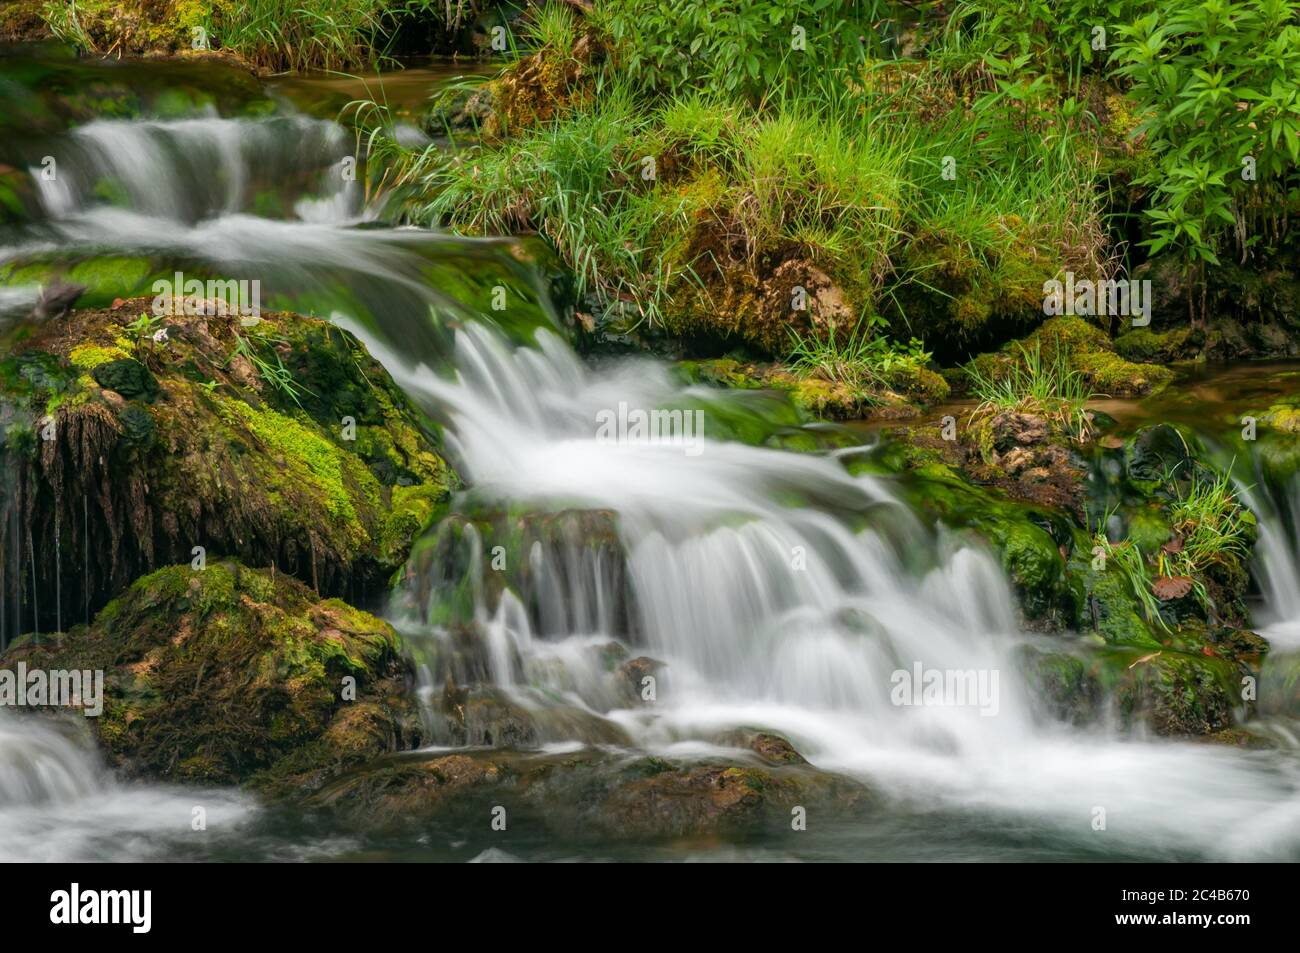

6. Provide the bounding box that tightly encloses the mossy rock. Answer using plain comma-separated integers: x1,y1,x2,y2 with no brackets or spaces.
0,561,424,788
965,316,1174,398
1114,326,1202,364
1021,642,1247,736
1101,646,1243,737
91,357,158,400
306,746,873,841
677,356,940,423
891,462,1078,626
0,298,456,630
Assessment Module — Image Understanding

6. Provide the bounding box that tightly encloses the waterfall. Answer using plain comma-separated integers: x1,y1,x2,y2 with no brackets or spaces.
1,83,1299,860
25,116,363,225
1236,465,1300,647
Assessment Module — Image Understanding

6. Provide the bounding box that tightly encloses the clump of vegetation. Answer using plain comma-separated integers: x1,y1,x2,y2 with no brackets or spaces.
1112,0,1300,324
230,328,316,407
1092,468,1255,631
35,0,497,71
373,0,1112,368
1163,468,1254,588
788,318,932,397
966,339,1097,440
596,0,869,100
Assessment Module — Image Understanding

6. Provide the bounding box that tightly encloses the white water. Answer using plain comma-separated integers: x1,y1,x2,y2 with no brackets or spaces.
1241,477,1300,649
0,710,255,862
2,107,1300,861
371,320,1300,861
29,116,364,224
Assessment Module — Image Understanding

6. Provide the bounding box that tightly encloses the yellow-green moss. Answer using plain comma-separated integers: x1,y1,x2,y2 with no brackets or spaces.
68,343,131,371
219,396,378,528
0,560,416,787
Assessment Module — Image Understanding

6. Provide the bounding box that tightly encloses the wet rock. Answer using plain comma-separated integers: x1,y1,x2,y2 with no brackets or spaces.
616,655,664,705
989,411,1049,451
1108,648,1241,737
0,561,424,790
714,728,809,765
307,747,872,840
1022,641,1247,737
1124,423,1196,487
91,357,158,400
432,685,632,749
0,298,455,632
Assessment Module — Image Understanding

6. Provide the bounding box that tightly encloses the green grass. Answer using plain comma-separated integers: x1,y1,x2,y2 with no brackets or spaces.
965,339,1097,437
788,319,931,393
38,0,484,72
1165,469,1253,580
1094,533,1172,634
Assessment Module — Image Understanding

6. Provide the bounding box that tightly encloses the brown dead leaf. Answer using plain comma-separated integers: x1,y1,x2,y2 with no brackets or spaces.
1152,575,1194,600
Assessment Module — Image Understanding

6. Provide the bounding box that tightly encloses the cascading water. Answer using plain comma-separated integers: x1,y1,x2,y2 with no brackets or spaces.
1,61,1299,861
1242,473,1300,645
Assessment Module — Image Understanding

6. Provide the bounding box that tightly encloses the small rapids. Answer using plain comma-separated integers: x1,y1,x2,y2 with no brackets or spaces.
0,67,1298,861
0,710,256,862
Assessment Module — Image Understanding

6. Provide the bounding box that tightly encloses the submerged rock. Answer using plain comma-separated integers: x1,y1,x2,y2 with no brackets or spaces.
0,561,423,789
306,746,871,841
0,298,455,634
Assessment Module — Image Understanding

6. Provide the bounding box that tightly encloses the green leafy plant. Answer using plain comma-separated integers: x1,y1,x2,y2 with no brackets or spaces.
124,311,164,345
598,0,872,101
1163,468,1253,581
1111,0,1300,324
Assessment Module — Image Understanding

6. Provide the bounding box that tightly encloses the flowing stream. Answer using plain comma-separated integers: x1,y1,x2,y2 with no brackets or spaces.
1,58,1299,861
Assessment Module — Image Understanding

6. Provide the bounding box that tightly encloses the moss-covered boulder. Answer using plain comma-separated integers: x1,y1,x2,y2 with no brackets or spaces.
0,297,455,633
1021,641,1252,737
963,316,1173,398
0,561,424,788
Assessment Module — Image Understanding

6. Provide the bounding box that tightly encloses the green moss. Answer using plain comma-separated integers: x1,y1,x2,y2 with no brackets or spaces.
967,316,1174,398
1127,508,1171,553
0,560,419,787
68,343,132,370
66,256,155,308
1,298,457,622
220,397,375,526
1114,326,1197,363
1100,647,1240,736
997,520,1063,593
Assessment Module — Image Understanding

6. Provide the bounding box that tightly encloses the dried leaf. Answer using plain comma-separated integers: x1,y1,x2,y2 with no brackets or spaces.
1152,575,1194,600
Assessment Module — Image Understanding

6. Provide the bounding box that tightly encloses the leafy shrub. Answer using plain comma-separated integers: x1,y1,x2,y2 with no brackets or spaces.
1112,0,1300,321
597,0,872,100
